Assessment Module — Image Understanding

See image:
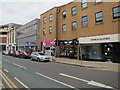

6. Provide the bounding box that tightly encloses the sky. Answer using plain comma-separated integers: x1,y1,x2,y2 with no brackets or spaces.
0,0,73,25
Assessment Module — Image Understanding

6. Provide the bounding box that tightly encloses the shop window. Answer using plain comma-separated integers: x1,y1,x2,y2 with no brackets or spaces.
49,26,52,34
95,11,103,23
43,28,46,35
113,6,120,19
62,10,66,18
82,16,88,26
72,21,76,30
82,0,87,8
43,17,46,23
49,14,52,21
62,24,66,32
72,6,76,15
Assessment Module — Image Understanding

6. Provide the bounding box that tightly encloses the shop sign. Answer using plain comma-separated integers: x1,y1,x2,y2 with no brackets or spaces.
25,42,29,46
43,40,55,46
78,34,120,44
31,42,35,44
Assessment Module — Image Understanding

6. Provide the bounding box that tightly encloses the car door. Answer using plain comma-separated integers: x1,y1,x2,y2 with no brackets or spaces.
32,52,35,60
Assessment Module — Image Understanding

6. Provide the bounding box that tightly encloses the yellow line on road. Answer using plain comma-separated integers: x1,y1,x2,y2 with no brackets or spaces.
0,70,19,90
0,73,13,89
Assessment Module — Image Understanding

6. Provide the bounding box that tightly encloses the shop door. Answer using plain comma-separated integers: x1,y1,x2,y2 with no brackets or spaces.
104,43,113,61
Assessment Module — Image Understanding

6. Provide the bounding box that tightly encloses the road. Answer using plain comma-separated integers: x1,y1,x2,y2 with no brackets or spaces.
1,55,119,89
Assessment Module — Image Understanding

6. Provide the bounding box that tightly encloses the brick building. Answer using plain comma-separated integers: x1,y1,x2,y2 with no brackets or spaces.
39,1,120,62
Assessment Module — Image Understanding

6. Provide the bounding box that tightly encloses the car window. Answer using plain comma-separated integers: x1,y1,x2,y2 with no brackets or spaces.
38,53,45,55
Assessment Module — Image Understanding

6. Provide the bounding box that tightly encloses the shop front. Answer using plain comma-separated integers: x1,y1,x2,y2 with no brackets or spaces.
57,39,79,59
78,34,120,62
42,40,55,56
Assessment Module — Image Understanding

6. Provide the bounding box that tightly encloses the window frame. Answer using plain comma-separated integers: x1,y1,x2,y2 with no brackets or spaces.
62,24,66,32
113,6,120,19
62,10,66,19
82,16,88,26
43,17,46,23
95,11,103,23
72,6,76,15
82,0,87,8
72,21,76,30
49,26,52,34
43,28,46,35
49,14,52,21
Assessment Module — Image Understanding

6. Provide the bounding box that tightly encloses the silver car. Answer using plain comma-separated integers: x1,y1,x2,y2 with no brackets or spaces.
31,52,50,62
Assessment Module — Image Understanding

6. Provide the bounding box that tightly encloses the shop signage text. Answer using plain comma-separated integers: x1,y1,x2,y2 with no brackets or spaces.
43,40,55,46
91,37,110,41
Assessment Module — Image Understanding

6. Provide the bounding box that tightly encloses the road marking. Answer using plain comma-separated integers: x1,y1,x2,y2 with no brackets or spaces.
4,59,10,62
13,63,27,69
36,72,75,88
14,77,29,89
4,69,8,73
0,70,19,89
0,72,13,89
59,73,113,89
59,73,89,83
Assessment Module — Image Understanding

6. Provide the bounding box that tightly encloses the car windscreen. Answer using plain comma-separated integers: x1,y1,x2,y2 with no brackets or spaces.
38,53,45,55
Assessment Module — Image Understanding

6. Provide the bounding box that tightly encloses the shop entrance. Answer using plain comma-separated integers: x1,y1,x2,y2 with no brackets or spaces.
103,43,114,62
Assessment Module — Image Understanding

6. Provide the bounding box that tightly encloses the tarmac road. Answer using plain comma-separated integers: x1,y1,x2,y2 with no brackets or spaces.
1,55,119,89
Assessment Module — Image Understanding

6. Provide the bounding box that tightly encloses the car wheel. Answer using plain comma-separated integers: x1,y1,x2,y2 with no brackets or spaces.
37,58,40,62
31,57,33,61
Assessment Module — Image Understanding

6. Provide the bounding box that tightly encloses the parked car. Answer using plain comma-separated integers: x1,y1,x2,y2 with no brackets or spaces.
13,51,21,57
31,52,50,62
5,51,9,55
8,50,14,56
2,50,6,54
19,52,31,59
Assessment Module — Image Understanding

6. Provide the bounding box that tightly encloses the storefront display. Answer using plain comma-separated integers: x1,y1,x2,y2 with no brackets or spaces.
42,40,55,56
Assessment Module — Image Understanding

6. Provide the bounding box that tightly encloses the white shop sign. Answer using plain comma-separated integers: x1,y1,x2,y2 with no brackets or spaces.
78,34,120,44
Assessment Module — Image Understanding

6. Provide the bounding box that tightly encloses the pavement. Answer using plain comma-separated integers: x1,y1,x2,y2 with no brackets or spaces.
50,57,119,72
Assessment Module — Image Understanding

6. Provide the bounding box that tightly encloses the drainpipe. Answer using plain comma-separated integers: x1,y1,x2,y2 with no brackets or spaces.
55,7,59,57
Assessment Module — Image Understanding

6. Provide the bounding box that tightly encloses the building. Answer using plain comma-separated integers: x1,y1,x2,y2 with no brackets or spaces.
17,18,40,53
6,23,21,51
40,1,120,62
0,25,8,51
40,7,58,56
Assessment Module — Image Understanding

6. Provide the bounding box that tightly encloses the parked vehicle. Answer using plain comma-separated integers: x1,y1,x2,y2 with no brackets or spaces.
5,51,9,55
13,51,21,57
31,52,50,62
8,50,14,56
2,50,6,54
19,52,31,59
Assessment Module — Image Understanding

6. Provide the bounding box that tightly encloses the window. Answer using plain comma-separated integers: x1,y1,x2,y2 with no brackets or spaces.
43,17,46,23
49,26,52,33
95,0,102,3
113,6,120,19
82,16,88,26
43,28,46,35
62,10,66,18
72,6,76,15
95,11,103,23
49,14,52,21
72,21,76,30
35,24,37,30
62,24,66,32
82,0,87,8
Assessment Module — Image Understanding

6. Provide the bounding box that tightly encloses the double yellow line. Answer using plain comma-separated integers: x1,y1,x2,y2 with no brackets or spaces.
0,70,19,90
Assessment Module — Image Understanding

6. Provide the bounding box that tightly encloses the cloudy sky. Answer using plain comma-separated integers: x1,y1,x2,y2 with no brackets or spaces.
0,0,73,25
